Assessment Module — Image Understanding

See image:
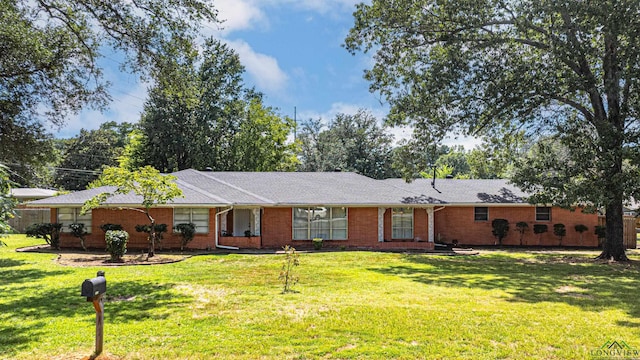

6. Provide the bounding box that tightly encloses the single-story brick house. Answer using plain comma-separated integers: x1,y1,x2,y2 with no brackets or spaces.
26,169,599,250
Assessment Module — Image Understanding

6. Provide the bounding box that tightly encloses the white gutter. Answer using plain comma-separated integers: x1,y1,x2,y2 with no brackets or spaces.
215,206,238,250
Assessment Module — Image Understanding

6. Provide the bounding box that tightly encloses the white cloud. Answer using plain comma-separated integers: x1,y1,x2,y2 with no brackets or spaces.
226,39,288,94
212,0,361,37
213,0,267,35
265,0,362,15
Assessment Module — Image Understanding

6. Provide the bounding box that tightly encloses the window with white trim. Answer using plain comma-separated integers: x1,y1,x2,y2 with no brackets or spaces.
174,208,209,234
474,207,489,221
57,208,92,233
392,207,413,239
535,207,551,221
292,207,348,240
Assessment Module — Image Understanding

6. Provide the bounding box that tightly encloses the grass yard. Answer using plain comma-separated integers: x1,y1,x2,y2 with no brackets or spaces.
1,235,640,359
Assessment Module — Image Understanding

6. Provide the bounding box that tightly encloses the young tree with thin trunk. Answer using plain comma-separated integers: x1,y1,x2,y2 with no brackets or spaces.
345,0,640,260
81,166,183,258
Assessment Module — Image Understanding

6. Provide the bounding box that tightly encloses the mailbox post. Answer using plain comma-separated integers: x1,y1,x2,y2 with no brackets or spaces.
81,271,106,358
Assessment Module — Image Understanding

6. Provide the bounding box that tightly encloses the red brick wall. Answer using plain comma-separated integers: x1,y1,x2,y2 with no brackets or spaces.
414,208,428,241
55,207,218,250
219,236,261,248
343,207,378,247
52,204,599,250
434,206,598,247
262,207,292,248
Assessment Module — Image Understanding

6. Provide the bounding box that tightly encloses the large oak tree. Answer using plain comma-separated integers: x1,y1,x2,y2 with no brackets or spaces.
1,0,217,179
345,0,640,260
135,39,297,172
297,110,398,179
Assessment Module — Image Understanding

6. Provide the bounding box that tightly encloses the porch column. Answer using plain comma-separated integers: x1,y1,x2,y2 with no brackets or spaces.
427,207,434,243
252,208,261,236
378,207,385,242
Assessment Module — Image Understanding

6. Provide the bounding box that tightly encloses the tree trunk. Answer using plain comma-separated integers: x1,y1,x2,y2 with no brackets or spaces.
146,211,156,258
597,197,628,261
149,219,156,258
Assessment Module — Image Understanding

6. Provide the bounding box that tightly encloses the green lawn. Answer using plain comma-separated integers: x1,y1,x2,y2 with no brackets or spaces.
2,235,640,359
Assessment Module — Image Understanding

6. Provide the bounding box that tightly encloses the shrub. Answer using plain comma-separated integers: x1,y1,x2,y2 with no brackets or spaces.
312,238,323,250
279,245,299,293
100,223,123,232
25,223,63,250
491,219,509,246
515,222,529,246
575,224,588,244
69,223,88,251
553,224,566,246
174,223,196,251
135,223,168,247
595,225,606,246
105,230,129,261
533,224,548,244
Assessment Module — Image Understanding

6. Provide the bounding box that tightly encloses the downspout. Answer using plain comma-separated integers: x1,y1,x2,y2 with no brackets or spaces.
215,206,238,250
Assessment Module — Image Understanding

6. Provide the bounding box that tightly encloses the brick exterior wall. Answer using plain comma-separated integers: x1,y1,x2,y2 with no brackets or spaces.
261,207,292,248
51,204,599,250
434,206,598,247
53,207,219,250
219,236,261,248
343,207,378,247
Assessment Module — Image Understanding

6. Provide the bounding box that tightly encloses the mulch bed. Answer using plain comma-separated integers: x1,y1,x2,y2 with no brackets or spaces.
17,245,191,267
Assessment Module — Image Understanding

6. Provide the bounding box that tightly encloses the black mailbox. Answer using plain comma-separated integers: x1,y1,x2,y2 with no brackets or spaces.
81,273,106,299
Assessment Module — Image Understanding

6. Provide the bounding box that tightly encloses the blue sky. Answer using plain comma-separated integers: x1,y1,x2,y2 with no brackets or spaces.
58,0,479,148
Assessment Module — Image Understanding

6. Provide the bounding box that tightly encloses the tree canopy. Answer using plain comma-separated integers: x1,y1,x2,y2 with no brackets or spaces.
345,0,640,260
82,166,183,257
297,110,397,179
0,164,16,239
1,0,217,182
132,39,297,172
55,122,134,190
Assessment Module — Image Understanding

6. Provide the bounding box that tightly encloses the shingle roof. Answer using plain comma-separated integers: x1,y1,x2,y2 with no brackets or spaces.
26,170,530,207
383,178,529,205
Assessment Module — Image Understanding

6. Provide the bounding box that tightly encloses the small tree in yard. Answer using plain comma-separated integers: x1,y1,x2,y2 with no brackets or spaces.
553,224,567,246
491,219,509,246
533,224,548,245
279,245,300,294
174,223,196,251
69,223,88,251
575,224,589,244
515,222,529,246
82,166,183,258
105,230,129,262
26,223,63,250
